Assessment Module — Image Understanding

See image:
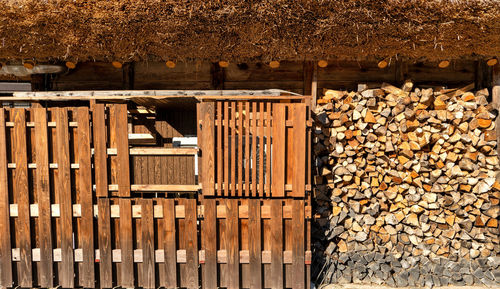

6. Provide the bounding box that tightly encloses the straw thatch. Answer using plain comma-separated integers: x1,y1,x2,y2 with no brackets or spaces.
0,0,499,62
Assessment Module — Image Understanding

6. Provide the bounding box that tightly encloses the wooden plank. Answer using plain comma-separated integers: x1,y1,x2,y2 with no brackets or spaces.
249,199,262,289
77,107,95,287
141,199,155,289
97,198,113,288
271,199,284,289
237,101,243,196
230,101,236,196
183,199,198,289
33,108,53,288
109,184,201,192
163,199,177,288
216,101,223,196
292,200,305,289
226,199,239,289
55,108,74,287
114,104,130,197
292,104,307,197
200,102,215,196
251,102,258,197
0,109,13,288
202,198,217,289
266,102,272,197
12,109,32,287
119,198,134,287
245,101,251,197
223,101,229,196
272,104,286,197
92,104,108,197
258,102,265,197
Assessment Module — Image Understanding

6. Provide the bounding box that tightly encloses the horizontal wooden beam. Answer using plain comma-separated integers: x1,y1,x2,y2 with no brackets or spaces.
12,248,311,265
9,203,312,219
215,183,312,192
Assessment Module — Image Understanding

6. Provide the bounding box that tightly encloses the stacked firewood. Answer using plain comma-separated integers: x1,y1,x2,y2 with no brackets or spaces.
312,83,500,286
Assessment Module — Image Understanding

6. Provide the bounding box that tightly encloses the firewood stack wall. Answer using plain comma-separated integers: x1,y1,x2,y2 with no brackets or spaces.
312,82,500,287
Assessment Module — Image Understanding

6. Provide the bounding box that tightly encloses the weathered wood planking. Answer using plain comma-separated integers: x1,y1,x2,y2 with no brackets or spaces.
77,107,95,287
292,199,305,289
0,109,13,288
223,101,230,197
119,198,134,287
182,199,199,289
200,102,215,195
272,104,286,197
226,199,239,289
249,199,262,289
244,101,251,197
11,109,32,287
55,108,74,288
251,102,258,197
141,199,155,289
292,104,307,198
163,199,177,288
34,108,53,288
259,102,265,196
266,102,272,197
202,198,217,289
271,199,284,289
230,101,236,196
237,102,244,196
216,101,223,196
92,104,108,197
97,198,113,288
114,104,131,197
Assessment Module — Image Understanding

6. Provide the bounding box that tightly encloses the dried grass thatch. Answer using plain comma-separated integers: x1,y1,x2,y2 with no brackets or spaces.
0,0,499,62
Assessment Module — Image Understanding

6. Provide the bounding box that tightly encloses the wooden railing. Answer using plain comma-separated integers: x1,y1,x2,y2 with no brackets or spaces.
200,100,310,198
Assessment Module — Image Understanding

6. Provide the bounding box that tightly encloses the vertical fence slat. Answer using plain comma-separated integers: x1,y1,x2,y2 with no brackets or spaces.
223,102,229,197
272,104,286,197
141,199,155,289
119,198,134,288
292,104,306,198
292,200,305,289
237,102,243,196
77,107,95,287
163,199,177,288
34,108,53,288
244,102,251,197
266,102,272,197
12,109,32,287
203,198,217,289
271,199,284,289
183,199,199,289
98,198,113,288
249,199,262,289
226,199,239,289
56,108,74,288
217,101,223,196
258,102,265,197
201,102,215,196
0,109,12,288
114,104,130,197
251,102,258,197
230,102,236,196
93,104,108,197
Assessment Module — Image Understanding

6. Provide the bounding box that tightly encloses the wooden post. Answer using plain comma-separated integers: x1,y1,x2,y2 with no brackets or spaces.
303,61,317,109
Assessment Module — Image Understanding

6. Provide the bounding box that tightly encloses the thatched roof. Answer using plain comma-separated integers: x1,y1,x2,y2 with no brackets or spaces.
0,0,499,62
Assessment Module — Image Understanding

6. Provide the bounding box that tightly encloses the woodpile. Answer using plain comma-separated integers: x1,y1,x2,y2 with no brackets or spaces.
312,83,500,287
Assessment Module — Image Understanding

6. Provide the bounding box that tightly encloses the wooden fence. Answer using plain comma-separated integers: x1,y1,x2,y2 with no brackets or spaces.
0,100,311,289
199,100,311,198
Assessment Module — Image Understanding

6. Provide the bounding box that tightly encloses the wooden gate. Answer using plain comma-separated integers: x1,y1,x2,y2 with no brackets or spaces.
0,99,311,289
